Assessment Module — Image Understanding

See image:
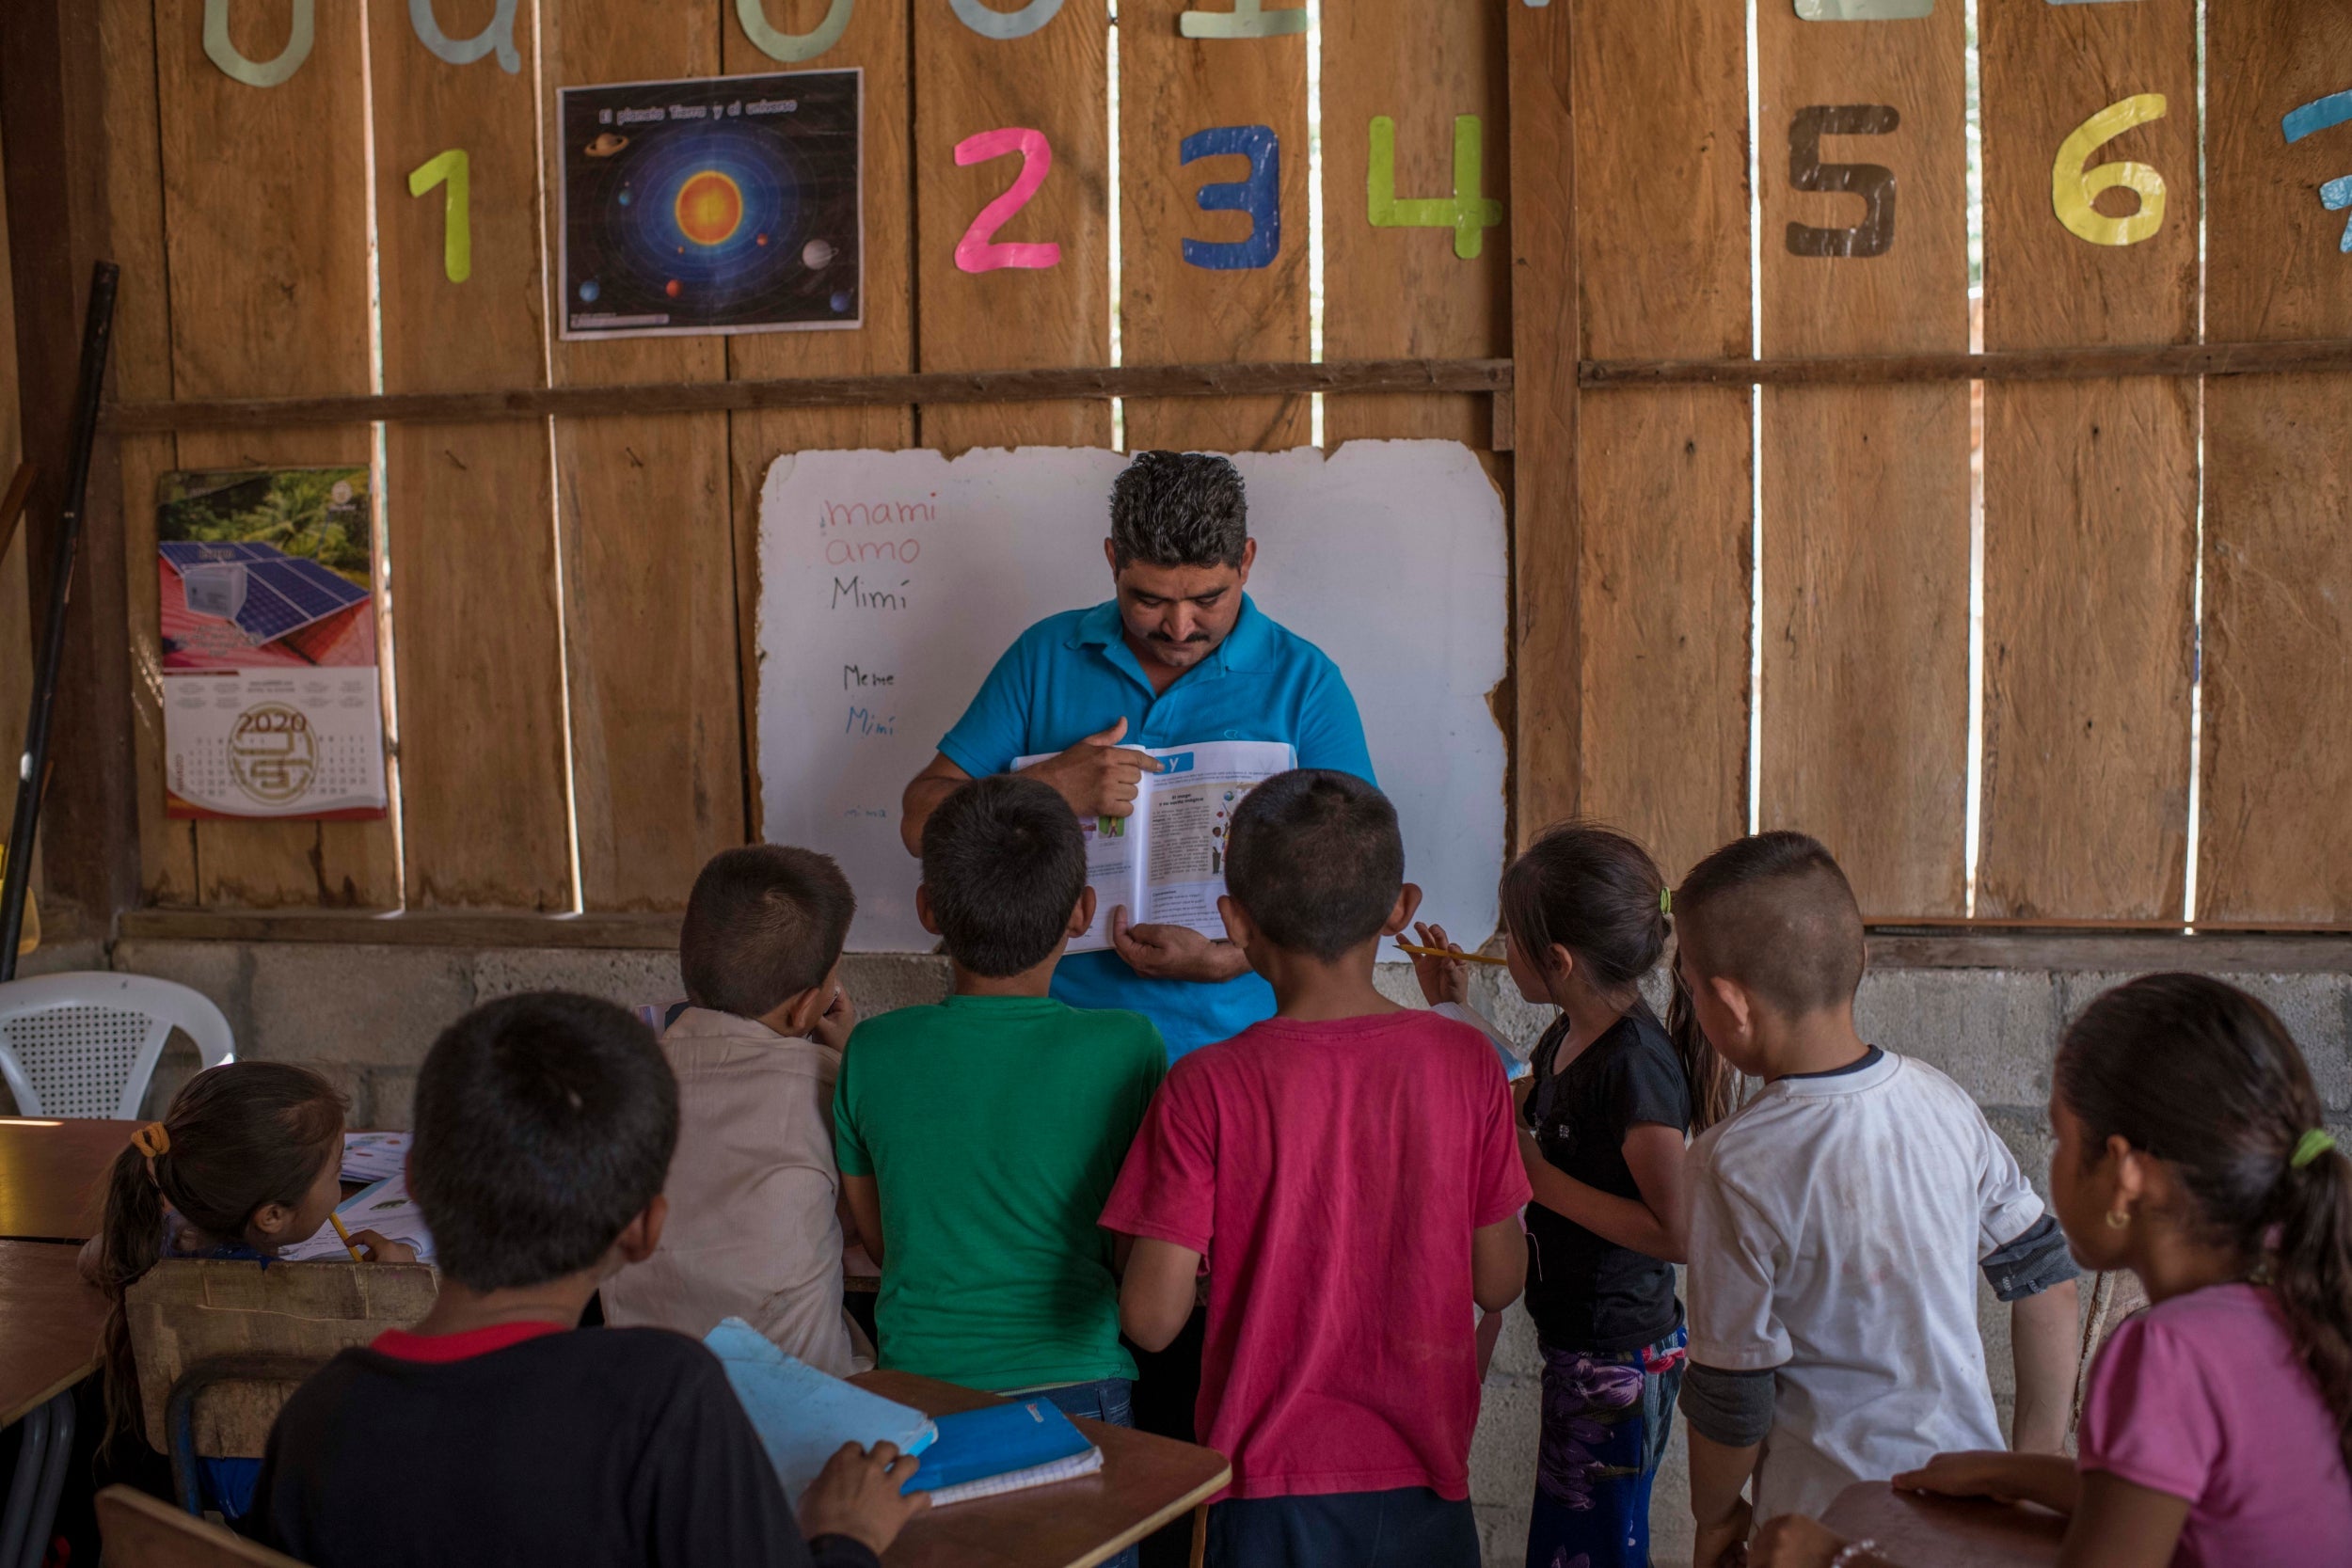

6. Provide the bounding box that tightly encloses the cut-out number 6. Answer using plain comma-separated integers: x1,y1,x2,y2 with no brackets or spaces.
2053,93,2167,246
954,128,1060,272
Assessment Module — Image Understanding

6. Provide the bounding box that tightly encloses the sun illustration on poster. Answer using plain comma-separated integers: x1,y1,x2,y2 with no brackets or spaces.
677,169,746,246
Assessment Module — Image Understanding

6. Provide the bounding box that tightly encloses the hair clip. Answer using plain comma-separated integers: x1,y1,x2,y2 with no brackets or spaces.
2292,1129,2337,1168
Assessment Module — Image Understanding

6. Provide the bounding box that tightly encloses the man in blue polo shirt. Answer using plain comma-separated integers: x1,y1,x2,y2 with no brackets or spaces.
898,450,1374,1059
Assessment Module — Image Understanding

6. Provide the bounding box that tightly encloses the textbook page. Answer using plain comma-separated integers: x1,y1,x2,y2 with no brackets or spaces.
1013,739,1293,952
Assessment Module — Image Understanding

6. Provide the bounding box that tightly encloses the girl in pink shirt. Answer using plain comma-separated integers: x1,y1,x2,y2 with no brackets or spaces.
1749,973,2352,1568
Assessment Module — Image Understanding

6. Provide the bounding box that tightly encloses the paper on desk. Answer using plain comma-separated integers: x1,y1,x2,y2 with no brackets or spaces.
340,1131,411,1183
279,1173,437,1262
707,1317,936,1505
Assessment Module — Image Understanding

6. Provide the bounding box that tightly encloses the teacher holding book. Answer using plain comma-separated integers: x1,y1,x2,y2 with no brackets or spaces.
898,449,1375,1063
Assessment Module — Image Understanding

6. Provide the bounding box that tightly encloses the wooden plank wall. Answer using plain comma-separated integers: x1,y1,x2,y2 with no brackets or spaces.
1975,0,2199,919
0,117,24,848
2199,2,2352,923
1755,1,1969,916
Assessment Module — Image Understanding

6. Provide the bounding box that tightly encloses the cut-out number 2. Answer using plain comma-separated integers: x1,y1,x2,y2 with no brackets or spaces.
954,128,1060,272
1788,104,1899,258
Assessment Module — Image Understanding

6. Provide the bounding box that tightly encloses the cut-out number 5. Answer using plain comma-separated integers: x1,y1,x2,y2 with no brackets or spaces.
954,129,1060,272
2053,94,2167,246
1787,104,1899,258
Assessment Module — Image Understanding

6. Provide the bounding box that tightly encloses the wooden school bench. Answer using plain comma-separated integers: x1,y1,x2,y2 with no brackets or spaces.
1821,1480,2065,1568
0,1116,139,1242
0,1239,107,1568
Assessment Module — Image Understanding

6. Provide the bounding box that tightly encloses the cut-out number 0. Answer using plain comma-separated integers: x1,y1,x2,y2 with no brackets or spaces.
954,128,1060,272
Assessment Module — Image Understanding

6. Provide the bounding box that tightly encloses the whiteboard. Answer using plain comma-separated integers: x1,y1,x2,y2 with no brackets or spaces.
755,440,1507,955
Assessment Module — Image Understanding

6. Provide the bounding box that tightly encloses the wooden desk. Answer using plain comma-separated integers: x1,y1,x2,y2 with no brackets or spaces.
0,1117,137,1243
1820,1481,2065,1568
1,1240,107,1568
853,1370,1229,1568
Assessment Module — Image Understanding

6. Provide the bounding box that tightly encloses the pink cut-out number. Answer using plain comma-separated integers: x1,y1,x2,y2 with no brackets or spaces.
953,128,1060,272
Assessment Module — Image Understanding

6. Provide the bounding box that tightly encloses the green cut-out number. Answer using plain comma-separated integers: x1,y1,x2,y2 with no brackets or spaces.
408,149,472,283
738,0,854,62
1367,115,1502,260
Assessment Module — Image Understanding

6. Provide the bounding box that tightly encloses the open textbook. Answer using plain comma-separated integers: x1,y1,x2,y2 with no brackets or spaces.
1013,738,1295,953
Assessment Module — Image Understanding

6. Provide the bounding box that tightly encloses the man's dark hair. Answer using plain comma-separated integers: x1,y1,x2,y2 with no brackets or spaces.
1223,769,1402,961
410,992,679,1292
922,775,1089,977
1675,831,1866,1017
1109,451,1248,570
679,845,855,1018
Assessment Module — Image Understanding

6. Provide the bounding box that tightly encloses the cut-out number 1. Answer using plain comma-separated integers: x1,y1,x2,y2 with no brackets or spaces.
407,149,471,283
954,129,1060,272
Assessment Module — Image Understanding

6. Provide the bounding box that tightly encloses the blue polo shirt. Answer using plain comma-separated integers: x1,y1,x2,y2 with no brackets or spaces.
939,594,1375,1057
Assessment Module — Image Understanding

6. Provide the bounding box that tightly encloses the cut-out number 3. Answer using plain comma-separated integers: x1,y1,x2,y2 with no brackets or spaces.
2054,94,2167,246
953,128,1060,272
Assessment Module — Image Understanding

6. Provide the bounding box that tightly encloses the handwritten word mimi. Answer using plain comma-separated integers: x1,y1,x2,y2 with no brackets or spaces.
819,498,939,528
843,665,896,689
846,705,898,737
832,576,910,610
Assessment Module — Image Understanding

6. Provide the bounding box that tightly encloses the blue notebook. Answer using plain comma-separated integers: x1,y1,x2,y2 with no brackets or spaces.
900,1398,1103,1503
705,1319,937,1504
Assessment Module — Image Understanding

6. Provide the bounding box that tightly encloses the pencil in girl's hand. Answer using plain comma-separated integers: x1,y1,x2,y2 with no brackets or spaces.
328,1210,367,1263
1397,942,1509,967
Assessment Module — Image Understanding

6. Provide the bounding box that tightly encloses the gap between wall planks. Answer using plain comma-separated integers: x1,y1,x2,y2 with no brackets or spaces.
915,0,1109,452
371,0,571,913
153,0,399,909
723,0,914,845
1321,0,1511,449
1504,0,1576,848
544,0,744,911
0,123,28,857
1756,0,1969,917
1117,0,1310,452
1975,0,2200,921
1567,0,1751,883
2197,0,2352,925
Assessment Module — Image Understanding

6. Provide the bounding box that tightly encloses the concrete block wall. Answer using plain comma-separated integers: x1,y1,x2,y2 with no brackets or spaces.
25,934,2352,1565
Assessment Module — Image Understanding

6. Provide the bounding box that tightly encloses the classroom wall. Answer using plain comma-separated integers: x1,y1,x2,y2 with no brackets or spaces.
19,932,2349,1565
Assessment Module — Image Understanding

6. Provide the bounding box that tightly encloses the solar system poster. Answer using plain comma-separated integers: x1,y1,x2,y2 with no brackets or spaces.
153,468,389,821
560,70,863,340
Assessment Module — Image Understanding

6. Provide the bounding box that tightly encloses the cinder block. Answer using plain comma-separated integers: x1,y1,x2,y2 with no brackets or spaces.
471,948,683,1009
1982,1105,2058,1201
249,945,474,1068
17,939,108,979
368,1066,419,1132
1469,1377,1541,1510
110,939,257,1052
2057,971,2352,1111
1854,969,2058,1109
837,955,952,1019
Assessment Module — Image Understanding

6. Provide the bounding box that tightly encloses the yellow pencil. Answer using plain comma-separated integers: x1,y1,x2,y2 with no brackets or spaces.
1396,942,1509,967
328,1211,366,1263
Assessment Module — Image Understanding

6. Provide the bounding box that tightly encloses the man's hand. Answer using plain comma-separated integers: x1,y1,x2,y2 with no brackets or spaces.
1018,718,1161,819
812,983,857,1054
1894,1449,2080,1515
1747,1515,1854,1568
797,1441,930,1553
1408,921,1471,1006
1693,1496,1755,1568
1109,906,1252,983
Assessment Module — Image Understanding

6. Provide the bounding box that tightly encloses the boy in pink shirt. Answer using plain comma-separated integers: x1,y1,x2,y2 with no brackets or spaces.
1102,769,1531,1568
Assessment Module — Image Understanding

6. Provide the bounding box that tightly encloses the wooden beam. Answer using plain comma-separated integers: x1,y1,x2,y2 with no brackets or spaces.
104,357,1516,435
1584,338,2352,388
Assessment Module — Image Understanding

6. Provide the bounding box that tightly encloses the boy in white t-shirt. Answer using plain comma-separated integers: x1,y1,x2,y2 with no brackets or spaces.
1668,833,2080,1567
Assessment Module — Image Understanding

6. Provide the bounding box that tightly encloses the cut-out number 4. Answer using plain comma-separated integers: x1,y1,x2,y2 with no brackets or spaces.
954,128,1060,272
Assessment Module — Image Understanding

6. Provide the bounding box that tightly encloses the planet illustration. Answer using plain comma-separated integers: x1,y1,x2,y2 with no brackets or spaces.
676,170,745,246
616,187,633,208
755,233,769,246
583,132,629,158
830,291,852,313
665,279,683,298
578,279,600,303
802,238,836,270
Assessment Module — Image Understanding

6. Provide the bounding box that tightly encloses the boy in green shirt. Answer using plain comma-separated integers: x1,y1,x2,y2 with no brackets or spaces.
835,774,1167,1432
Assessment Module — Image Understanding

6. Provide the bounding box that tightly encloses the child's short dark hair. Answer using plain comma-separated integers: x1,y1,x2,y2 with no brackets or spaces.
411,992,678,1292
1674,831,1865,1017
1224,769,1401,961
921,774,1089,977
679,845,855,1018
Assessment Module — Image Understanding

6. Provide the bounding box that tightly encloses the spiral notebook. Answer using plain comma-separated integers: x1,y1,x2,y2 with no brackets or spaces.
900,1398,1104,1507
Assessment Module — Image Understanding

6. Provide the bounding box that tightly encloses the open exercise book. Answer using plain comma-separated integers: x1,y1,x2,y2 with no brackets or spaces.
707,1319,1104,1507
279,1173,437,1262
1013,738,1294,952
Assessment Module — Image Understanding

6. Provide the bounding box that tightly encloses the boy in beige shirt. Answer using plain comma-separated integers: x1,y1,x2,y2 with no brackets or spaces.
601,845,868,1373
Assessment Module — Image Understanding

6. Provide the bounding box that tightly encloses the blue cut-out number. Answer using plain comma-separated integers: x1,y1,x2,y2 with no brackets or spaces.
1180,126,1280,270
2283,89,2352,255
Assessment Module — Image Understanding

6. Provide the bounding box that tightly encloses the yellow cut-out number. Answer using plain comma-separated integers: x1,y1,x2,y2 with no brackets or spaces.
2053,93,2168,246
408,149,471,283
1368,115,1502,261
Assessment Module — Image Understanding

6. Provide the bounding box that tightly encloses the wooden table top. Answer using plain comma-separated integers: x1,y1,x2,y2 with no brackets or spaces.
852,1370,1230,1568
1820,1481,2066,1568
0,1117,137,1243
0,1239,107,1426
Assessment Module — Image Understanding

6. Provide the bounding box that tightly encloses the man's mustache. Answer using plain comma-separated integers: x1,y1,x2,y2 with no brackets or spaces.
1148,630,1213,644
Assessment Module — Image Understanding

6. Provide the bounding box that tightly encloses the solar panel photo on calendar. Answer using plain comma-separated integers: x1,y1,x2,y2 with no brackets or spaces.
559,69,862,340
154,467,378,670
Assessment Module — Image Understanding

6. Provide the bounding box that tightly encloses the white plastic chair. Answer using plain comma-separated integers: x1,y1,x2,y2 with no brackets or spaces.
0,972,235,1119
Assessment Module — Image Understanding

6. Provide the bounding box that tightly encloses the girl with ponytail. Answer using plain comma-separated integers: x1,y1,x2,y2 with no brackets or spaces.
83,1062,410,1513
1409,821,1731,1568
1767,974,2352,1567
